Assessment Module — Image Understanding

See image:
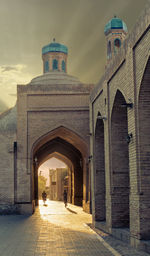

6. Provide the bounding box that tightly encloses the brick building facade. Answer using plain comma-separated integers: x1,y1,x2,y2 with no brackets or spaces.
0,1,150,253
0,39,92,215
90,2,150,252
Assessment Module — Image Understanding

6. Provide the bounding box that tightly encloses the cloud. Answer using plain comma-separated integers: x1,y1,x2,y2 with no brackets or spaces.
0,64,28,76
1,66,18,73
0,64,33,108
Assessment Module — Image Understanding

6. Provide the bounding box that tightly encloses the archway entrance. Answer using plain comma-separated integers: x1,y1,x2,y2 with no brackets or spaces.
31,127,89,212
111,90,130,228
38,156,69,203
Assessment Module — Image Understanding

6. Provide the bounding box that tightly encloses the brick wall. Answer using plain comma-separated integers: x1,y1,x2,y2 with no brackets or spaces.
90,2,150,249
0,133,15,205
94,118,105,221
138,58,150,239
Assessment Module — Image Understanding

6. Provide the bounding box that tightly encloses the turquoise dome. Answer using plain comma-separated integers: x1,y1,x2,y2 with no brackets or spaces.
104,16,127,35
42,41,68,55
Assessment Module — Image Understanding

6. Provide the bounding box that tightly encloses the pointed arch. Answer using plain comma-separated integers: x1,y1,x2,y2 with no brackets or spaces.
107,41,112,59
44,60,49,72
138,57,150,239
31,125,88,159
39,152,72,169
31,126,89,210
39,152,73,204
62,60,66,72
114,38,121,54
111,90,130,228
53,59,58,70
94,112,106,221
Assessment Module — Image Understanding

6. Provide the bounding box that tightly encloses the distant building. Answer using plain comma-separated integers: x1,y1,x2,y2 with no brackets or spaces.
49,168,68,201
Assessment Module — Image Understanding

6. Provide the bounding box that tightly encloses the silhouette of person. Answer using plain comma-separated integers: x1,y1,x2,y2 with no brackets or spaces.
42,190,47,205
63,190,67,207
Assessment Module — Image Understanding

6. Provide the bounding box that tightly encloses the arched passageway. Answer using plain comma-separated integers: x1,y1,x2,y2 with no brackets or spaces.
38,155,70,202
138,57,150,239
31,127,89,211
111,90,130,228
33,137,83,206
94,114,106,221
39,153,73,204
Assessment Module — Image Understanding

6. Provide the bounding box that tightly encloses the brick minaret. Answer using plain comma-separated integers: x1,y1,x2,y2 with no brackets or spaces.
104,16,128,64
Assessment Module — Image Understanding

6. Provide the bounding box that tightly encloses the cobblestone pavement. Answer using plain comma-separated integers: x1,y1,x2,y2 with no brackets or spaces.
0,200,149,256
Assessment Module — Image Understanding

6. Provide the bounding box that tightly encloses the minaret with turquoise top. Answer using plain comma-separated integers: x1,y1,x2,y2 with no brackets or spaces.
104,16,128,64
42,38,68,73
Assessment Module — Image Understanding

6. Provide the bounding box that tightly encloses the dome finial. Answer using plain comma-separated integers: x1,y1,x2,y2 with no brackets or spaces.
53,38,56,42
114,14,117,18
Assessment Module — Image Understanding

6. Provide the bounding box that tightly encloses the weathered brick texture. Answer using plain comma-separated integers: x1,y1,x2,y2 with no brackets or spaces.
90,2,150,252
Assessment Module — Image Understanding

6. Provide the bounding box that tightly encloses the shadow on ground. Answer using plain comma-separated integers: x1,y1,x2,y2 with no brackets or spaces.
66,207,77,214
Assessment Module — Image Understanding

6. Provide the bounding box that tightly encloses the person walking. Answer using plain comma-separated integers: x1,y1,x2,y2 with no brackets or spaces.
42,190,47,205
63,190,67,208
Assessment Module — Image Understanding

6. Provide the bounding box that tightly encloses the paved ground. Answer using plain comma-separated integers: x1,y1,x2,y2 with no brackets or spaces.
0,200,149,256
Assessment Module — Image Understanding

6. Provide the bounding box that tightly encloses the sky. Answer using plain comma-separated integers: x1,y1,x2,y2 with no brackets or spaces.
0,0,148,111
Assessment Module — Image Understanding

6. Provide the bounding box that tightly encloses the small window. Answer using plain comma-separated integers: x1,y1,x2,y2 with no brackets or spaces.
114,38,121,54
114,38,121,48
53,59,58,70
107,41,112,59
44,61,49,73
62,60,66,72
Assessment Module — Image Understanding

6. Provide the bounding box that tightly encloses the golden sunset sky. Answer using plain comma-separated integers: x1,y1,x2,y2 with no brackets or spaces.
0,0,148,111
